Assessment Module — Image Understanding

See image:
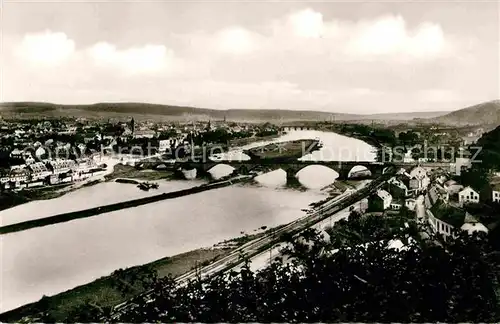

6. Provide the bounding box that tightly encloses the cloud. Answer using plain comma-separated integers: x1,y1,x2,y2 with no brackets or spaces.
6,7,487,114
346,15,446,59
17,30,75,66
288,8,325,38
88,42,174,75
216,27,260,55
266,10,448,61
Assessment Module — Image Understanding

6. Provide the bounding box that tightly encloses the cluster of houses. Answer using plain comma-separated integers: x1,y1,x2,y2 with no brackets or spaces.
367,163,500,239
368,166,430,213
0,156,104,191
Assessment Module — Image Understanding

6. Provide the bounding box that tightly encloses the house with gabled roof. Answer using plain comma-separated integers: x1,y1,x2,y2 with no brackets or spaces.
458,186,480,206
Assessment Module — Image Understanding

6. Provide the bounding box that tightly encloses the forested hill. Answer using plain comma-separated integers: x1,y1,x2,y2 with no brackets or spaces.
0,102,446,122
433,100,500,126
476,125,500,170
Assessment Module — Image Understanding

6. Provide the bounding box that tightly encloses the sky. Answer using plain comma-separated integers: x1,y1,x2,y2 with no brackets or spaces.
1,0,499,114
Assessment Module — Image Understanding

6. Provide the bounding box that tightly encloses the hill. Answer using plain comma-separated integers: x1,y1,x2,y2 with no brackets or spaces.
0,102,448,123
433,100,500,126
476,124,500,170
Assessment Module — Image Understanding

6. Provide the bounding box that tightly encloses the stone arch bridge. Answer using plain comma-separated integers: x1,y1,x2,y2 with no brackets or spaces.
139,158,397,182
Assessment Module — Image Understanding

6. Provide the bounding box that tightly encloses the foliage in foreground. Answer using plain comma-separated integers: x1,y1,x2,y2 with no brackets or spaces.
23,213,499,323
80,213,499,323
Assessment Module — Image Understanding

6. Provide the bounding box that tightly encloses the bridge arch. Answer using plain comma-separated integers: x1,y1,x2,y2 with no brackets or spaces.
295,165,339,189
254,168,287,188
347,165,372,179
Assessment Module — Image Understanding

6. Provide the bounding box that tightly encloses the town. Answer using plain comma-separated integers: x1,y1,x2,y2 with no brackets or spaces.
1,113,498,245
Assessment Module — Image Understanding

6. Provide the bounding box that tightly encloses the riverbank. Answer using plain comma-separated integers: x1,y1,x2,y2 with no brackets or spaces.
0,226,279,322
104,164,175,182
228,134,280,148
0,183,73,212
0,248,232,322
0,164,174,213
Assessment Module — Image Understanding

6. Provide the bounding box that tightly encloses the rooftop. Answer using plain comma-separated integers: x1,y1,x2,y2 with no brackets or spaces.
430,199,466,227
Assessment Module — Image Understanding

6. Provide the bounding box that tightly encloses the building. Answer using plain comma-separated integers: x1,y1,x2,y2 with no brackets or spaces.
408,166,430,191
443,179,464,195
435,174,447,185
426,204,486,238
72,158,98,179
10,148,23,159
461,135,481,146
453,157,472,176
28,162,51,181
410,166,427,179
405,198,417,211
458,186,480,206
490,181,500,204
8,167,30,185
369,189,393,211
48,159,76,175
493,190,500,203
390,200,403,210
427,209,454,238
428,185,449,205
133,129,156,139
387,177,408,199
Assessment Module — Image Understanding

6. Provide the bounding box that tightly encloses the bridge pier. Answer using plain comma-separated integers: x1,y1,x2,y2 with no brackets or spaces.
284,168,303,188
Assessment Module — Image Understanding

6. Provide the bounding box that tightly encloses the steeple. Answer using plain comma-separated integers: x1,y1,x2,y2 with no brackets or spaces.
130,118,135,134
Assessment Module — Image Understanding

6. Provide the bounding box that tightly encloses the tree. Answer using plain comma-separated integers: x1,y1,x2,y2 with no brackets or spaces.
106,219,499,323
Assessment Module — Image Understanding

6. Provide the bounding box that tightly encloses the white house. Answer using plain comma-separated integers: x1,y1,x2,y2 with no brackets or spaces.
410,166,427,179
8,167,30,184
28,162,52,181
409,166,430,191
35,146,47,158
377,189,393,210
133,129,156,139
72,158,98,180
48,159,76,175
459,186,480,206
10,148,23,159
460,213,488,235
493,189,500,203
427,210,487,238
427,210,454,238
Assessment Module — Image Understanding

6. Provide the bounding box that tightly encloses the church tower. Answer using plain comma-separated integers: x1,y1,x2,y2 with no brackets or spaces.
130,118,135,134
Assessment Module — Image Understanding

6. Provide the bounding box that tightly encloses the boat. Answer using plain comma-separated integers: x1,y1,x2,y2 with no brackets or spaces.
137,181,159,191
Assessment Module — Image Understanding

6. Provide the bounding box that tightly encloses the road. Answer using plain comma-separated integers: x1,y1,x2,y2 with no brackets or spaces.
110,171,393,318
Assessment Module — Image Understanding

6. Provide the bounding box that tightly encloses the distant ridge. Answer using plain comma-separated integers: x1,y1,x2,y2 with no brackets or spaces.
432,100,500,126
0,101,449,122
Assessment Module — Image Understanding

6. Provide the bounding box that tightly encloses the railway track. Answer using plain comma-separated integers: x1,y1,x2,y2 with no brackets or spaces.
108,167,394,320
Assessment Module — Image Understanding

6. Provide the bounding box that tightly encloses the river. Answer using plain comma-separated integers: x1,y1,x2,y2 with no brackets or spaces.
0,130,375,312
